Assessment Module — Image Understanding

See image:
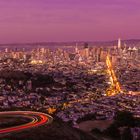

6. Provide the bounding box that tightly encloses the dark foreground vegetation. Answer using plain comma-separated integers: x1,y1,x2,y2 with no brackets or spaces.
91,111,140,140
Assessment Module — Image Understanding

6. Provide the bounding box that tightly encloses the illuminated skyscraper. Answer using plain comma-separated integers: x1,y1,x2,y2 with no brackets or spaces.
118,38,121,49
84,43,89,58
75,43,79,54
5,48,8,53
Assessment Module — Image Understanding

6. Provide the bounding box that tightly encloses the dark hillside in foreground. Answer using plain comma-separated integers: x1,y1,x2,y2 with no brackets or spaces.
1,118,95,140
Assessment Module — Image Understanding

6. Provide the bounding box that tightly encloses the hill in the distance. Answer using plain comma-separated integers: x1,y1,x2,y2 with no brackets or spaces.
0,39,140,50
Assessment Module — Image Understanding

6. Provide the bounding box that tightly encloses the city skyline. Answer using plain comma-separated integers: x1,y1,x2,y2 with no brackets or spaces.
0,0,140,43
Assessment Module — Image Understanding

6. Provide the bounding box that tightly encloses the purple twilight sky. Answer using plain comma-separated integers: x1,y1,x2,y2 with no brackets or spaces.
0,0,140,43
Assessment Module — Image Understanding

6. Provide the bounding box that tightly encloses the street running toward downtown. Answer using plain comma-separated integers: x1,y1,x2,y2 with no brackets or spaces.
0,111,53,135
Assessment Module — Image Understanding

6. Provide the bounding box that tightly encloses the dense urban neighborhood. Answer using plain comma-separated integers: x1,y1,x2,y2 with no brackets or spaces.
0,40,140,140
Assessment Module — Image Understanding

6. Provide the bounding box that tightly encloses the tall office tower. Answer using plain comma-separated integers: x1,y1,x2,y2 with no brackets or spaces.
75,43,79,54
96,48,102,62
118,38,121,49
111,55,118,66
85,48,89,58
40,48,46,54
84,43,89,58
23,54,27,61
100,50,108,62
5,48,8,53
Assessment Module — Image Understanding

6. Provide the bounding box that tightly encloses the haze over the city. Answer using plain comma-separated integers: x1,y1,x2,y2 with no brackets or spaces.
0,0,140,43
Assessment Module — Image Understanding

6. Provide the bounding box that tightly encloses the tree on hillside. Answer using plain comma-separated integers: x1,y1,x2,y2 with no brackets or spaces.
114,111,135,127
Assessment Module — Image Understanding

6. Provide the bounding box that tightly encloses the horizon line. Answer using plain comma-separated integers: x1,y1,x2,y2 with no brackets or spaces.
0,38,140,46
